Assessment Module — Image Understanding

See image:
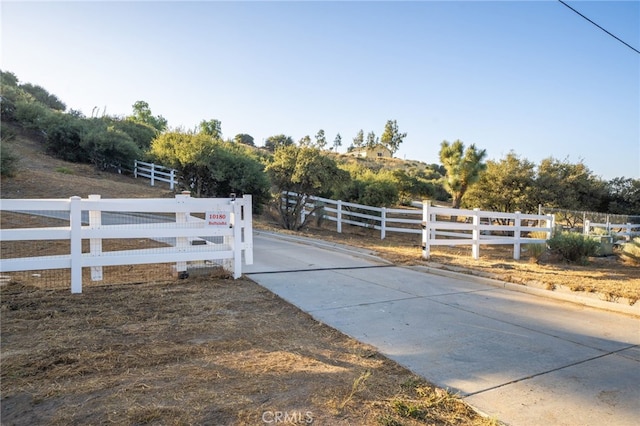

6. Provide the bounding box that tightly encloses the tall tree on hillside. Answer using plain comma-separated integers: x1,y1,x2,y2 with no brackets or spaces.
315,129,327,149
298,135,312,147
333,133,342,151
199,119,222,139
439,140,487,208
264,134,294,152
129,100,167,132
234,133,255,146
365,131,378,149
350,129,364,151
380,119,406,155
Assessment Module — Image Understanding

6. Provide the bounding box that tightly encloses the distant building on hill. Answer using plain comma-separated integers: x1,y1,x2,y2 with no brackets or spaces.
348,144,392,159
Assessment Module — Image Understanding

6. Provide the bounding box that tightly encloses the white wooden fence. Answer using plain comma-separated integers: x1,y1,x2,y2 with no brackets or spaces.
583,220,640,241
0,193,253,293
421,201,554,260
134,160,178,190
287,192,554,260
291,193,424,239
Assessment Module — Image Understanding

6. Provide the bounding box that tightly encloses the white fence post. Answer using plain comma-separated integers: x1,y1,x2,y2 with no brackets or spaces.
134,160,138,178
150,163,156,187
422,200,431,259
175,191,189,276
231,198,242,278
70,196,82,294
546,214,554,239
584,220,591,236
170,169,175,190
242,195,254,265
472,208,480,260
381,207,387,240
513,211,521,260
89,194,103,281
337,200,343,234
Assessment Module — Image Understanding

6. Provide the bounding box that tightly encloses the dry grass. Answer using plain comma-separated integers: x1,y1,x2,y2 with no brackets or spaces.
1,276,494,425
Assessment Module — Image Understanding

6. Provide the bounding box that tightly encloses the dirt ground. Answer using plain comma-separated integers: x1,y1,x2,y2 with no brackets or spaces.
1,126,496,425
1,277,493,425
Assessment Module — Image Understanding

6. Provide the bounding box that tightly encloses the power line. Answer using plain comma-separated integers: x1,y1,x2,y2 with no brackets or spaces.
558,0,640,55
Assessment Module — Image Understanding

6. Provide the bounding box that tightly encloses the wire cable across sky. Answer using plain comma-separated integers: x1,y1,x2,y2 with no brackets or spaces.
558,0,640,55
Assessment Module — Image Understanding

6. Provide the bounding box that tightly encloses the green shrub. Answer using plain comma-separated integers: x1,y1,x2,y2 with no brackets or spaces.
621,237,640,264
55,166,74,175
45,114,88,162
525,243,546,263
547,232,599,264
0,142,19,177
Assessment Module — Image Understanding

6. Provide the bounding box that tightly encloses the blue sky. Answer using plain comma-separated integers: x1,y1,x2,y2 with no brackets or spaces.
2,0,639,180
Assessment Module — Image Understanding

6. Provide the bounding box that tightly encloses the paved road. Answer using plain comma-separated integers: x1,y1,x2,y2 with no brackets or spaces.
245,232,640,426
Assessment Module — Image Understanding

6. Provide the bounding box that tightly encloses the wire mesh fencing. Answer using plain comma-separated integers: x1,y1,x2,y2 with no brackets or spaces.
0,194,253,292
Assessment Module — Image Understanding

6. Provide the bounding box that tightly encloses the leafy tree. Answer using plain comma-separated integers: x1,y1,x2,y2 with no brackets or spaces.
349,129,364,151
234,133,255,146
439,140,487,208
0,70,19,87
128,100,167,132
298,135,312,147
200,142,270,210
606,177,640,215
332,133,342,151
264,134,294,152
110,119,157,151
199,119,222,138
81,123,141,171
315,129,327,149
463,152,537,213
0,71,21,120
266,146,347,230
389,168,439,205
336,173,399,208
45,114,88,162
150,132,270,209
13,100,55,131
19,83,66,111
535,157,607,212
380,119,406,155
365,131,378,148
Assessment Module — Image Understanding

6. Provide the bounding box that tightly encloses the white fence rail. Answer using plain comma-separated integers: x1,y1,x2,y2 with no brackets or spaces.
286,192,554,260
584,220,640,241
134,160,178,190
289,192,423,239
0,193,253,293
421,202,554,260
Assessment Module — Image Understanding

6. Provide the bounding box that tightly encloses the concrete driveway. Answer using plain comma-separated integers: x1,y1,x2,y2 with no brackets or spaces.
245,232,640,426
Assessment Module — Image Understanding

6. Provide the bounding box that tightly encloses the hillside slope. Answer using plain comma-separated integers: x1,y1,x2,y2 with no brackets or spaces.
1,124,173,199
